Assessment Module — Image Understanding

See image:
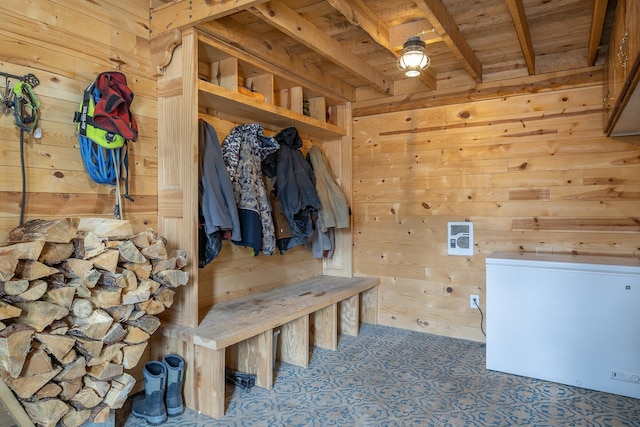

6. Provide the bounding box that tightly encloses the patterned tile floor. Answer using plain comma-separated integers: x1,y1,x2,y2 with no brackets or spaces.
123,324,640,426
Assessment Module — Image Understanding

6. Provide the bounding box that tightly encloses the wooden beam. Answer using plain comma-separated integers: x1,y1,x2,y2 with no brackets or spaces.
250,1,393,95
198,19,356,102
588,0,609,65
149,0,268,36
325,0,389,49
505,0,535,75
327,0,437,90
414,0,483,83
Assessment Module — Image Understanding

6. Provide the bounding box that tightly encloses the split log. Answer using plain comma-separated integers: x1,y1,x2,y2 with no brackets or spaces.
154,286,175,308
119,267,138,291
8,218,80,244
69,309,113,341
14,301,69,332
121,259,151,280
122,342,147,369
87,362,123,381
89,404,111,423
126,315,161,335
83,376,110,398
88,286,122,309
54,357,86,382
21,345,53,377
39,242,74,266
128,310,145,321
69,386,102,409
117,240,146,264
0,279,29,296
67,280,91,298
0,324,34,378
153,269,188,287
33,382,62,400
70,237,85,259
98,271,126,289
21,398,69,427
105,304,134,324
78,218,133,239
151,257,176,275
141,240,168,260
88,250,119,273
0,300,22,321
60,258,94,279
102,323,127,346
70,299,93,319
14,260,59,281
41,285,75,311
3,366,62,399
123,326,150,345
0,252,18,281
74,337,103,360
48,320,69,336
6,279,47,303
87,342,125,367
136,298,165,315
102,373,135,409
82,233,106,259
58,380,82,401
0,241,45,260
170,249,188,269
121,280,151,305
34,333,76,363
60,407,91,427
129,231,150,248
59,349,78,365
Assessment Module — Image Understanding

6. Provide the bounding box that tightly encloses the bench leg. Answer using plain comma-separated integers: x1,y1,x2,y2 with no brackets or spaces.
361,287,378,325
340,294,360,336
312,303,338,350
235,330,273,389
194,345,225,419
279,315,309,368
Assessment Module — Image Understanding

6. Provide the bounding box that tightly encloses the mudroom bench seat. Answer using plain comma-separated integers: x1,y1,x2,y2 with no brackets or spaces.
157,275,379,419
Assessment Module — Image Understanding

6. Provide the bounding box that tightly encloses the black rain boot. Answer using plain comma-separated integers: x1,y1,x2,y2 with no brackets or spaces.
131,361,167,425
162,354,185,416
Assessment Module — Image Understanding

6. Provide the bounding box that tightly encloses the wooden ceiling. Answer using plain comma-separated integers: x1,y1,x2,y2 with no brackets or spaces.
149,0,614,101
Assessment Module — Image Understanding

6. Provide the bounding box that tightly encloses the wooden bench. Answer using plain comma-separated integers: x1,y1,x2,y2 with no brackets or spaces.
156,275,379,419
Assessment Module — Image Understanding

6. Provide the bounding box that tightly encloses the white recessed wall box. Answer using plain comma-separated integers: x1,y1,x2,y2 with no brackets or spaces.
447,222,473,256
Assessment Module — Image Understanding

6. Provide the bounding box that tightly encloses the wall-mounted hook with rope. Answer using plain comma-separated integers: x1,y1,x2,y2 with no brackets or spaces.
1,71,41,225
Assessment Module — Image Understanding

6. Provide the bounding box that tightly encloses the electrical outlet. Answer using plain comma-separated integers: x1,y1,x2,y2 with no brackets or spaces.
470,294,479,309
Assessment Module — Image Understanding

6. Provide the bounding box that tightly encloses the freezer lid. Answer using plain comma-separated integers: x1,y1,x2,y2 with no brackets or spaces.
486,251,640,274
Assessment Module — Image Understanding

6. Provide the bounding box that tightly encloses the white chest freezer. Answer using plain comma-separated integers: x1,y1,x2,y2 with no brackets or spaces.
486,251,640,398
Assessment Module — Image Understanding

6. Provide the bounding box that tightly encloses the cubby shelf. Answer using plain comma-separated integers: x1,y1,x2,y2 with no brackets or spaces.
199,78,346,140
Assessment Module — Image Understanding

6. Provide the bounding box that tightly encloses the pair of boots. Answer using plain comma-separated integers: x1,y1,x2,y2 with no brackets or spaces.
132,354,184,425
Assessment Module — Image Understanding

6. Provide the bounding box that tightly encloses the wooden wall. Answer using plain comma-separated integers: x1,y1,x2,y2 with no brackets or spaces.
352,78,640,342
0,0,157,243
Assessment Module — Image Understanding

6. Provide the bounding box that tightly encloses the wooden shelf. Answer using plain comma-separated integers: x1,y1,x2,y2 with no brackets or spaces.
198,80,346,139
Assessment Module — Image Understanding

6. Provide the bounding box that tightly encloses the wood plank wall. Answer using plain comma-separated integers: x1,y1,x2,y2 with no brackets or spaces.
0,0,157,242
352,79,640,342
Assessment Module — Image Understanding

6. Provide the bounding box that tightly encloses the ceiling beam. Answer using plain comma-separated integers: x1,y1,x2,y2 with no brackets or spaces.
149,0,267,36
326,0,436,89
250,0,393,95
505,0,535,75
588,0,609,65
414,0,482,83
198,18,356,102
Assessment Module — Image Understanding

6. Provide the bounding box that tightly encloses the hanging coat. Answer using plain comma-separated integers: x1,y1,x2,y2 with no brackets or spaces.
272,127,321,250
198,119,241,267
222,124,279,256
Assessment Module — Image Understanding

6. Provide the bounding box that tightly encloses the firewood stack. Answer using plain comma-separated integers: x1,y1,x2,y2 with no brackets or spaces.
0,217,189,427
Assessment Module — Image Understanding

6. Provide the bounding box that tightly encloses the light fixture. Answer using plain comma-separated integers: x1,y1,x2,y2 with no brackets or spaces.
397,36,430,77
